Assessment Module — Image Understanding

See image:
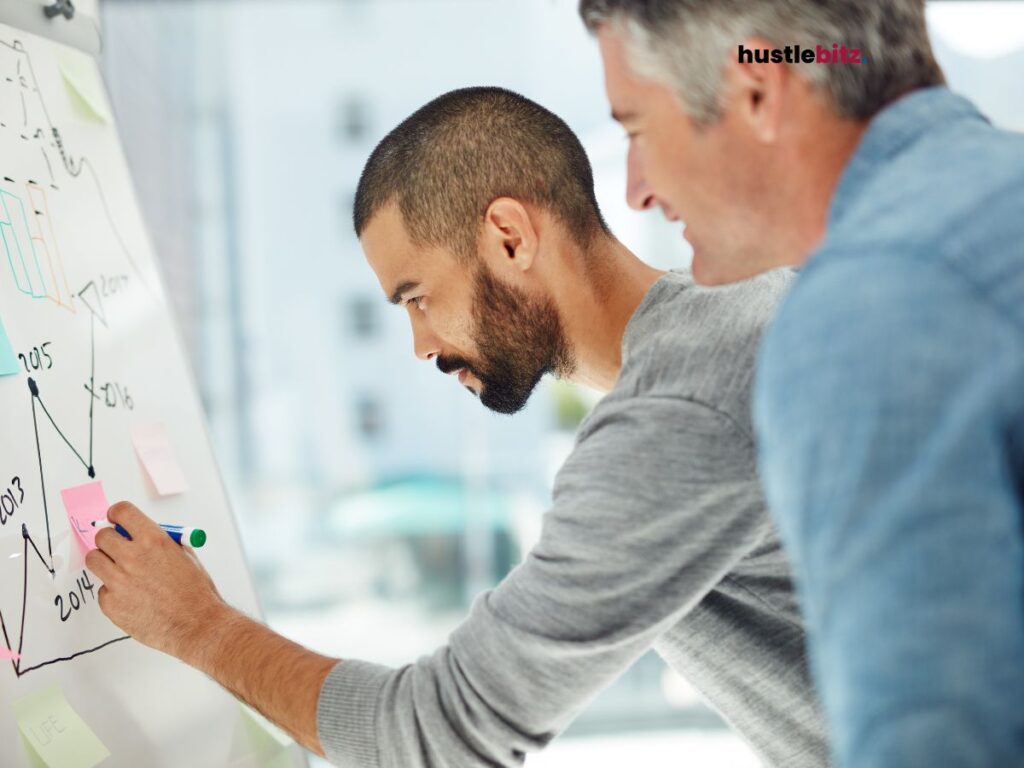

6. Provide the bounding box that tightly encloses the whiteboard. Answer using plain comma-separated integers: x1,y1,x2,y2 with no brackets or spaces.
0,21,305,768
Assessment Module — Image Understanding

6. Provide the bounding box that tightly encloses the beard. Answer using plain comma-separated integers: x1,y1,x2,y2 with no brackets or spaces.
435,263,575,415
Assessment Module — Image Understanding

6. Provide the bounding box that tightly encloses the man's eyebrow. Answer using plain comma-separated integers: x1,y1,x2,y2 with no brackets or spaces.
387,280,420,305
611,109,638,123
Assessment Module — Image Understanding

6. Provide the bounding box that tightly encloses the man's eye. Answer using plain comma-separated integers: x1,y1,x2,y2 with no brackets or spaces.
408,296,425,310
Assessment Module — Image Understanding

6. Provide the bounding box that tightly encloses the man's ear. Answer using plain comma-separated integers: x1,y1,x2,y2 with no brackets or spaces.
724,35,788,144
481,198,538,275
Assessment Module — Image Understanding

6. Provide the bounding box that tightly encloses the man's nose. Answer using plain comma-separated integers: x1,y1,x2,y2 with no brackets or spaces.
625,142,656,211
410,314,441,361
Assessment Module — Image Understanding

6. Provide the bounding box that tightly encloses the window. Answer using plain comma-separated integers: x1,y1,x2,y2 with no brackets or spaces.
336,95,370,144
355,394,383,439
348,295,378,339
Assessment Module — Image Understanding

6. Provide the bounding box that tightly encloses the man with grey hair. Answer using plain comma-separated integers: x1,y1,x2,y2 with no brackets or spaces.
581,1,1024,766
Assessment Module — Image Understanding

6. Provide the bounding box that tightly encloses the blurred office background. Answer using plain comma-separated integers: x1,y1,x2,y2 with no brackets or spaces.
96,1,1024,765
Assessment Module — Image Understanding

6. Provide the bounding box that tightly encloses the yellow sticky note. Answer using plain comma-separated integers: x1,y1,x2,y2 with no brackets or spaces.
58,50,110,124
13,684,110,768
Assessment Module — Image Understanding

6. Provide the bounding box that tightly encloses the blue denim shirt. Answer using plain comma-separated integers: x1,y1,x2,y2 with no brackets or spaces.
755,86,1024,767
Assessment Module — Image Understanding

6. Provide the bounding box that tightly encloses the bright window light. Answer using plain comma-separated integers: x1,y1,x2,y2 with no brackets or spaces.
928,1,1024,58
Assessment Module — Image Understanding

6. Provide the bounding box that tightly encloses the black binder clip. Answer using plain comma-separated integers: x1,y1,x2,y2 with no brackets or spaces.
44,0,76,21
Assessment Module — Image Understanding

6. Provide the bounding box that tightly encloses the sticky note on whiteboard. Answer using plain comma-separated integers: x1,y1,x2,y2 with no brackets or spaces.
0,315,19,377
60,480,109,555
57,49,110,124
13,683,110,768
131,422,188,495
241,704,294,750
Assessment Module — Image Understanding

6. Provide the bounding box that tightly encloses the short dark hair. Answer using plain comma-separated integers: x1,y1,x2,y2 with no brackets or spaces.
353,87,610,260
579,0,944,122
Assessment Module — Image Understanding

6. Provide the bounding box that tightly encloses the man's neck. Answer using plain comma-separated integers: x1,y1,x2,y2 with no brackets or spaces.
785,111,869,266
554,236,664,393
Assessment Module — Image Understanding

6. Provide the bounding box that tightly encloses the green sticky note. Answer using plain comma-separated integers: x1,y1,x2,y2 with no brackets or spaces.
241,704,294,750
0,315,19,377
58,50,111,124
13,684,110,768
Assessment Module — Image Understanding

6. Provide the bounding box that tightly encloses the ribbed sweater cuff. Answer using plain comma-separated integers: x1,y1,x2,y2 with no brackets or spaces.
317,659,392,768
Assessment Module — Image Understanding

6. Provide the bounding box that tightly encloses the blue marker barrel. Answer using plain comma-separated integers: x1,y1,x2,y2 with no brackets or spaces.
92,521,207,548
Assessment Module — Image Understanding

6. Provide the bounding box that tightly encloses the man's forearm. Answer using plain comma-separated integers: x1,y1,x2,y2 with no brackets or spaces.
183,602,338,756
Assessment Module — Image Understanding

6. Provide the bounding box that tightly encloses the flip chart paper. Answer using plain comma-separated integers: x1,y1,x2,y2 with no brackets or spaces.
130,422,189,495
60,481,109,555
0,315,19,376
13,684,110,768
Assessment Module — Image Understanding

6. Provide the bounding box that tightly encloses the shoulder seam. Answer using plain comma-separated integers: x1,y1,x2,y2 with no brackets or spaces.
590,393,755,445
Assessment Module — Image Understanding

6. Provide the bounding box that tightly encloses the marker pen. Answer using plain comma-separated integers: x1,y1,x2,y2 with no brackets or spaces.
92,520,207,548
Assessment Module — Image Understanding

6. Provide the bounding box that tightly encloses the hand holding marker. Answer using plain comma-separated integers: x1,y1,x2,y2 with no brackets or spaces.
92,520,208,548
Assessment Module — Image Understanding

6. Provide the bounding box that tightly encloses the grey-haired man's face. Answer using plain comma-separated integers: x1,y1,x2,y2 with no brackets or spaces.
597,27,788,285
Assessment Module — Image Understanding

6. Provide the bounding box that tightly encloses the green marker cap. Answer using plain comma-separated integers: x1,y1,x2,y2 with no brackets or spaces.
189,528,207,548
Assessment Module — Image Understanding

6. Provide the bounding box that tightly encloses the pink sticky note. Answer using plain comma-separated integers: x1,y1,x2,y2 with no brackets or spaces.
130,422,188,495
60,480,109,554
0,647,19,661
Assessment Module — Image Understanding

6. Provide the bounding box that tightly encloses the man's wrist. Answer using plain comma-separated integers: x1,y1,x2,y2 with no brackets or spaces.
177,598,244,672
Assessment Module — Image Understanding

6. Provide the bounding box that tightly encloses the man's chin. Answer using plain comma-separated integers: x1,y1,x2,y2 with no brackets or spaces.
480,393,530,415
477,381,537,416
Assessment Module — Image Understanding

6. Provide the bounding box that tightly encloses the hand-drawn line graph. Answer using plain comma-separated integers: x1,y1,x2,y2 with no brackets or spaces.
0,524,126,677
27,281,106,568
0,36,142,676
0,279,132,677
0,282,131,678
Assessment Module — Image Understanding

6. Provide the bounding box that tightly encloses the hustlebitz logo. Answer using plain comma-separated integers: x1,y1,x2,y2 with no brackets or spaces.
738,44,867,64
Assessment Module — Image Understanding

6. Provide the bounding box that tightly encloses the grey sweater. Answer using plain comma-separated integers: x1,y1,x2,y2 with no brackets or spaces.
317,269,829,767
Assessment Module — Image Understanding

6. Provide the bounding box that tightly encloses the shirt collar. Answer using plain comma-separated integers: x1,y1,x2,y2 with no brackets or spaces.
828,86,988,228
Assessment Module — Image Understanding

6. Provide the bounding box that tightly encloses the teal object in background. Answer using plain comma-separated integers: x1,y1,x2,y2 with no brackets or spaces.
0,316,19,376
327,477,512,540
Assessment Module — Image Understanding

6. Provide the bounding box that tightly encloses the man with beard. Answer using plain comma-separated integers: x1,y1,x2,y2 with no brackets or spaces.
85,87,828,767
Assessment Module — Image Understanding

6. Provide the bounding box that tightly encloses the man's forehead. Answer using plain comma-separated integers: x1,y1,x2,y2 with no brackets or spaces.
360,203,419,294
359,202,456,300
597,25,656,121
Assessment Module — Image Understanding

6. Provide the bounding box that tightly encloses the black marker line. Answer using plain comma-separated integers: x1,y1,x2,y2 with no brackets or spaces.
17,636,131,677
29,388,54,563
0,582,15,672
23,524,53,576
89,312,95,467
77,280,108,329
33,384,92,474
40,146,54,186
16,533,28,663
